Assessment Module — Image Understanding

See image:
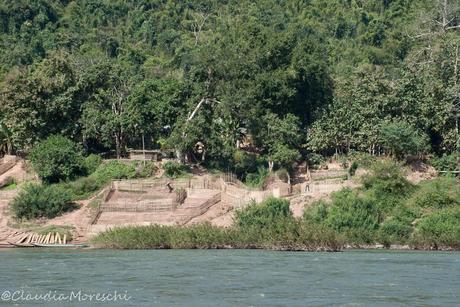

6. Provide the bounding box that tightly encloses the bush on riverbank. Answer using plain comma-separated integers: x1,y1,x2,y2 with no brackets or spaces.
411,208,460,250
29,136,85,183
302,161,460,249
56,160,157,200
11,183,77,219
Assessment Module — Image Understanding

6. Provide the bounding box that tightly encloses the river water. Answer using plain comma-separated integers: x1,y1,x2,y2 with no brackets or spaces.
0,249,458,306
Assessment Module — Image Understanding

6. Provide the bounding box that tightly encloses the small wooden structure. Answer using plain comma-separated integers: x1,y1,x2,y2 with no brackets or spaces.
127,149,175,161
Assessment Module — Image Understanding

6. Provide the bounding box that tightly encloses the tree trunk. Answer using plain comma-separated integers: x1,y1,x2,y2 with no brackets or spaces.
268,160,274,173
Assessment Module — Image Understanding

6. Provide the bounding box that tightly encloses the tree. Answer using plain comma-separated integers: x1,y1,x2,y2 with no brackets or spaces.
81,64,138,158
29,135,84,183
380,121,429,160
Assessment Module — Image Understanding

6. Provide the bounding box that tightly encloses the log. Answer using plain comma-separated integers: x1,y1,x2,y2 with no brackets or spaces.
56,232,61,244
17,233,28,244
63,234,67,244
50,233,55,244
25,233,32,244
44,232,51,244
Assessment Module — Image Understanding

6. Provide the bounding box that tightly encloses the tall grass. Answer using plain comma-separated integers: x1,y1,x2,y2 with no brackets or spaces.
92,222,343,251
93,197,343,251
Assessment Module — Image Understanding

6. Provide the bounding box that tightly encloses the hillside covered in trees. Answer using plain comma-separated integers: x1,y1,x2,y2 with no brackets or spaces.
0,0,459,170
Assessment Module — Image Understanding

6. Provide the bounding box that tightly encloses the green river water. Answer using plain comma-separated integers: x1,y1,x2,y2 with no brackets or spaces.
0,249,458,306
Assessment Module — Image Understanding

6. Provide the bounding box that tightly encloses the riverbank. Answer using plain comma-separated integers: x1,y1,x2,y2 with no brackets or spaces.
91,222,343,252
91,225,460,252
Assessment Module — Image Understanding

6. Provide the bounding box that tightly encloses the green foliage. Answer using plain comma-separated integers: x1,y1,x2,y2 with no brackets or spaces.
407,177,460,209
93,217,343,251
11,183,76,220
349,162,359,177
379,121,428,160
232,150,260,176
430,153,460,174
0,0,458,168
301,161,459,248
307,153,326,169
244,167,269,188
325,189,380,243
303,200,329,224
413,208,460,249
29,135,84,183
362,160,414,197
348,152,376,168
235,197,292,229
162,161,190,179
91,160,137,183
83,154,102,175
378,218,413,245
269,144,301,170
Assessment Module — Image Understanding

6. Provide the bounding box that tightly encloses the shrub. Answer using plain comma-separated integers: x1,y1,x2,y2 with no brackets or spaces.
303,200,328,223
245,166,269,188
59,176,101,200
378,218,413,245
379,121,429,160
362,160,414,196
269,144,301,170
233,150,258,175
413,208,460,249
163,161,189,178
29,135,84,183
348,161,358,177
407,177,460,209
133,161,157,178
92,160,137,183
348,151,376,168
325,189,380,243
236,197,292,229
430,153,460,174
307,153,325,169
11,183,76,219
83,154,102,175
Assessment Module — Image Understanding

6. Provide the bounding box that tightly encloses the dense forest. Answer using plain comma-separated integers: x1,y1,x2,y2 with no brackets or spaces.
0,0,459,170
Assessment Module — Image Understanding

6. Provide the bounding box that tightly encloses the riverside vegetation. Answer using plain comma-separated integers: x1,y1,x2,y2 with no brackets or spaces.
93,161,460,251
8,134,460,250
93,197,344,251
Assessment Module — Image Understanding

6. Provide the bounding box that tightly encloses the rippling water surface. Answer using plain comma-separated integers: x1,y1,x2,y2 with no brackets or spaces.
0,249,458,306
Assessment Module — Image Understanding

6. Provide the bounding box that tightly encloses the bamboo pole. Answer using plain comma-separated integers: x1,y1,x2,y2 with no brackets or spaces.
17,233,28,243
56,232,62,244
63,234,67,244
44,232,51,244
